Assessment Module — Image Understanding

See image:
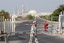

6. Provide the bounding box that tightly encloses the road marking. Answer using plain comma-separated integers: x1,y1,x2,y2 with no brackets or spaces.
24,24,42,25
24,24,32,25
25,24,29,25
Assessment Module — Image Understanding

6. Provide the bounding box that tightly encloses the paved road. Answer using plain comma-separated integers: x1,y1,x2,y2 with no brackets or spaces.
0,17,64,43
15,17,64,43
15,17,45,31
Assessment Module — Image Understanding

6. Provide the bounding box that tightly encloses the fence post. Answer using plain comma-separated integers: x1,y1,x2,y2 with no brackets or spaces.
4,19,6,33
12,20,13,32
11,16,15,35
51,16,53,33
9,19,11,33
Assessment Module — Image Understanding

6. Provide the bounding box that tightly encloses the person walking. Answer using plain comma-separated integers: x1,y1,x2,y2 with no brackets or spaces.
29,21,39,43
44,21,48,32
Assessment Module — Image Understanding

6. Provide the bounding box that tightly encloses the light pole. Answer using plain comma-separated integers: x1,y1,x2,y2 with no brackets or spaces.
35,15,36,21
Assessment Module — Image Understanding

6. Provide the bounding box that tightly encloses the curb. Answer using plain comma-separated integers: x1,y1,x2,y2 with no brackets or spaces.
39,17,59,24
15,20,32,23
42,31,64,38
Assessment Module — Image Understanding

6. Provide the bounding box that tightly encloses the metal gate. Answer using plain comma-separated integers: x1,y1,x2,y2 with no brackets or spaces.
0,16,16,43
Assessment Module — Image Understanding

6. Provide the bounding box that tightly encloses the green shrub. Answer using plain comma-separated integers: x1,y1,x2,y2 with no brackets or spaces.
26,15,34,20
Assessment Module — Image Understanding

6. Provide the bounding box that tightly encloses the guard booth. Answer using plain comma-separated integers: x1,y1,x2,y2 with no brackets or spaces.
59,12,64,33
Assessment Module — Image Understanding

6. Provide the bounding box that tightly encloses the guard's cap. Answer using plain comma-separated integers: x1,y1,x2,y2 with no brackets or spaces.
33,21,36,23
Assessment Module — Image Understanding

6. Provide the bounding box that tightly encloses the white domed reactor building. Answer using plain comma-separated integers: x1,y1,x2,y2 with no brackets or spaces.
27,10,37,16
25,10,52,17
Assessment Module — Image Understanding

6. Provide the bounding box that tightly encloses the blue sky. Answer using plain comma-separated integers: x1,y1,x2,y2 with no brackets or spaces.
0,0,64,13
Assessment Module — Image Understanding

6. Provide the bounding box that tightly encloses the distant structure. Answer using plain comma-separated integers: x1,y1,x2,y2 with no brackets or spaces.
14,7,20,16
26,10,52,17
10,1,52,18
22,0,25,17
28,10,37,16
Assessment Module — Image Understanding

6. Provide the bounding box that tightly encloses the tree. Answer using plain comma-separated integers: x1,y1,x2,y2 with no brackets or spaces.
26,15,34,20
51,4,64,17
50,4,64,21
59,4,64,11
0,10,10,19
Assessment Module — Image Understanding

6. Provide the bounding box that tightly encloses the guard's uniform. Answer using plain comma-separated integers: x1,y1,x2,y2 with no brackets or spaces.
29,25,39,43
30,25,37,36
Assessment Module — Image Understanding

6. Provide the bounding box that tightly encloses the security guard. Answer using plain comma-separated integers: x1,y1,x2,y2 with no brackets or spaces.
29,21,39,43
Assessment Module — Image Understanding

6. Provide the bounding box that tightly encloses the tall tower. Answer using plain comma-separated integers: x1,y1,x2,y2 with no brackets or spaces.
22,0,25,17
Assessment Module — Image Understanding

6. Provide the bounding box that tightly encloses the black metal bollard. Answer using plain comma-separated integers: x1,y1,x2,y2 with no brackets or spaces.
5,33,9,43
1,31,4,41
